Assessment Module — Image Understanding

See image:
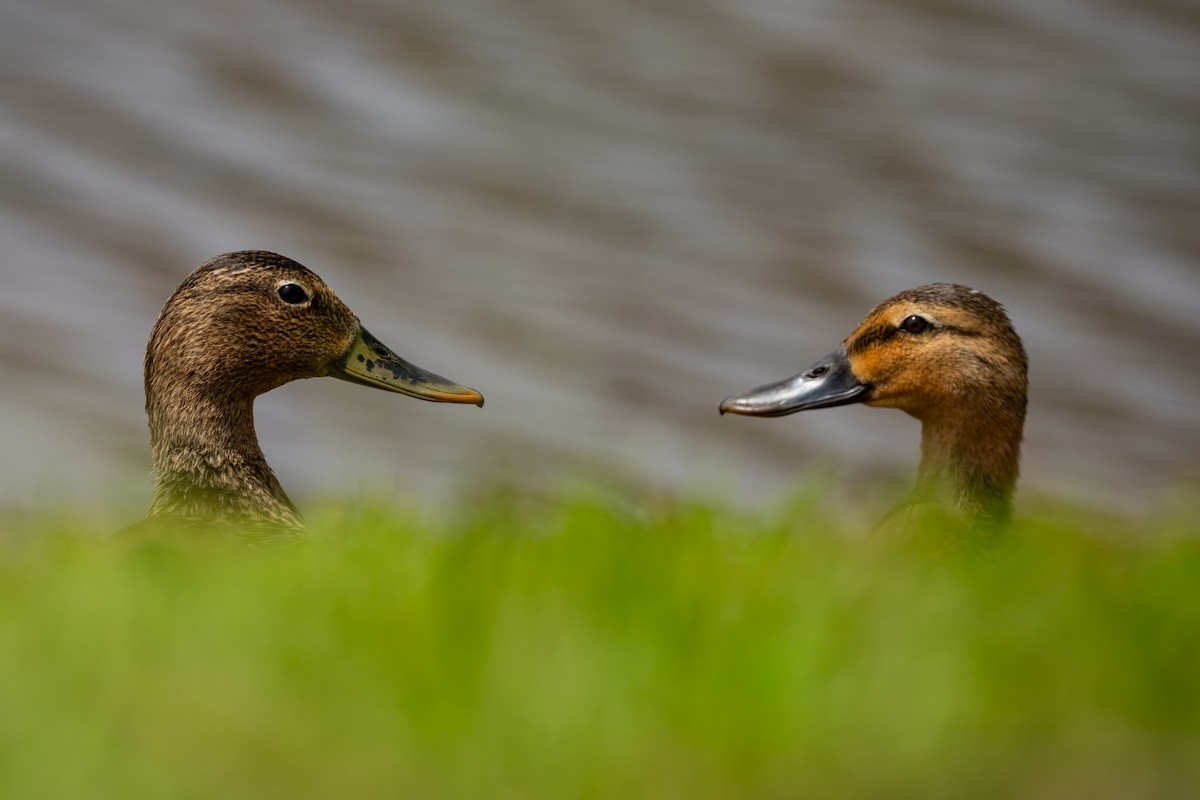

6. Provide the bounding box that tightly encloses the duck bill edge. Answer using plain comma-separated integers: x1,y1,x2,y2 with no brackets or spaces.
719,348,869,417
330,327,484,407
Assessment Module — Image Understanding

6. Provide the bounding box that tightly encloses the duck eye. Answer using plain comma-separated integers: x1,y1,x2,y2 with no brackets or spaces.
277,283,310,305
899,315,930,334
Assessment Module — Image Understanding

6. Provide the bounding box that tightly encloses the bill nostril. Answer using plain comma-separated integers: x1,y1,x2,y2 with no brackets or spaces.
806,365,829,379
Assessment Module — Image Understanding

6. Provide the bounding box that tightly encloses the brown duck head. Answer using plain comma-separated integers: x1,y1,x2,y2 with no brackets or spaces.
144,251,482,531
721,283,1027,526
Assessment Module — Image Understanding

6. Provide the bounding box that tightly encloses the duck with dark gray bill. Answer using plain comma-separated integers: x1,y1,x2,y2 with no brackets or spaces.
720,284,1027,533
141,251,483,534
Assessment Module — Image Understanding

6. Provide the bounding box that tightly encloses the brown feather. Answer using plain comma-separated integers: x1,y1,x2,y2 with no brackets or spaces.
144,252,370,532
844,283,1028,527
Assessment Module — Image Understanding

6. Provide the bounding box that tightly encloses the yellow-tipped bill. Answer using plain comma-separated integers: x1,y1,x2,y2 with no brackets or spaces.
330,326,484,406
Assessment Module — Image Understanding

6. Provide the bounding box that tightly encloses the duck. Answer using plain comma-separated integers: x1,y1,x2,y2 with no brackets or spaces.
140,250,483,534
720,283,1027,534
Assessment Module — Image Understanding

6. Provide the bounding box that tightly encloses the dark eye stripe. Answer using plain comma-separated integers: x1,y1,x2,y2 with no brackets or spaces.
847,324,898,354
847,317,985,354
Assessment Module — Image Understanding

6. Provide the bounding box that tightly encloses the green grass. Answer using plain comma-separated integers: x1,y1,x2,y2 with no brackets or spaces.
2,489,1199,799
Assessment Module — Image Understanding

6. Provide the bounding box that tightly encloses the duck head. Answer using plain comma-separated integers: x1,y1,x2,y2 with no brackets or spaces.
146,251,483,406
720,283,1027,524
144,251,482,531
720,284,1025,421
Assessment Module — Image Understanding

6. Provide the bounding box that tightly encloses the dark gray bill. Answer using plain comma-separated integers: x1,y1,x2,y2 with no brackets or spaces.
329,326,484,406
719,347,869,417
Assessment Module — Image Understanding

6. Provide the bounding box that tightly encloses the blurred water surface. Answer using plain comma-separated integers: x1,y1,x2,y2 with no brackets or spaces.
1,0,1197,516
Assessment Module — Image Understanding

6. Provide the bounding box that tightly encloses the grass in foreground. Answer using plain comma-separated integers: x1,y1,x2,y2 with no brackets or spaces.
1,489,1199,799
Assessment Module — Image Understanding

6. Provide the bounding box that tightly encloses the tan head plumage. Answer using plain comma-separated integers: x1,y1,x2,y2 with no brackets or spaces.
721,283,1028,527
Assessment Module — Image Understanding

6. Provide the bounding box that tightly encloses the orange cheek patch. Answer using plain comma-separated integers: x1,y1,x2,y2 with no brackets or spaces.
849,341,927,403
847,346,900,389
847,349,880,383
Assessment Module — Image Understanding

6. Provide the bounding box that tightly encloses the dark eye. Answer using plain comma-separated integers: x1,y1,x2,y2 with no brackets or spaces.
900,315,930,334
277,283,310,305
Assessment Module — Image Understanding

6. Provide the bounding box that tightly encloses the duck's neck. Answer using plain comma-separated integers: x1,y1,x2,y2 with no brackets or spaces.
913,403,1024,526
146,385,303,530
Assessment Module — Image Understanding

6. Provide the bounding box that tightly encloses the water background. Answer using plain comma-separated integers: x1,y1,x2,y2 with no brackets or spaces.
2,0,1197,519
